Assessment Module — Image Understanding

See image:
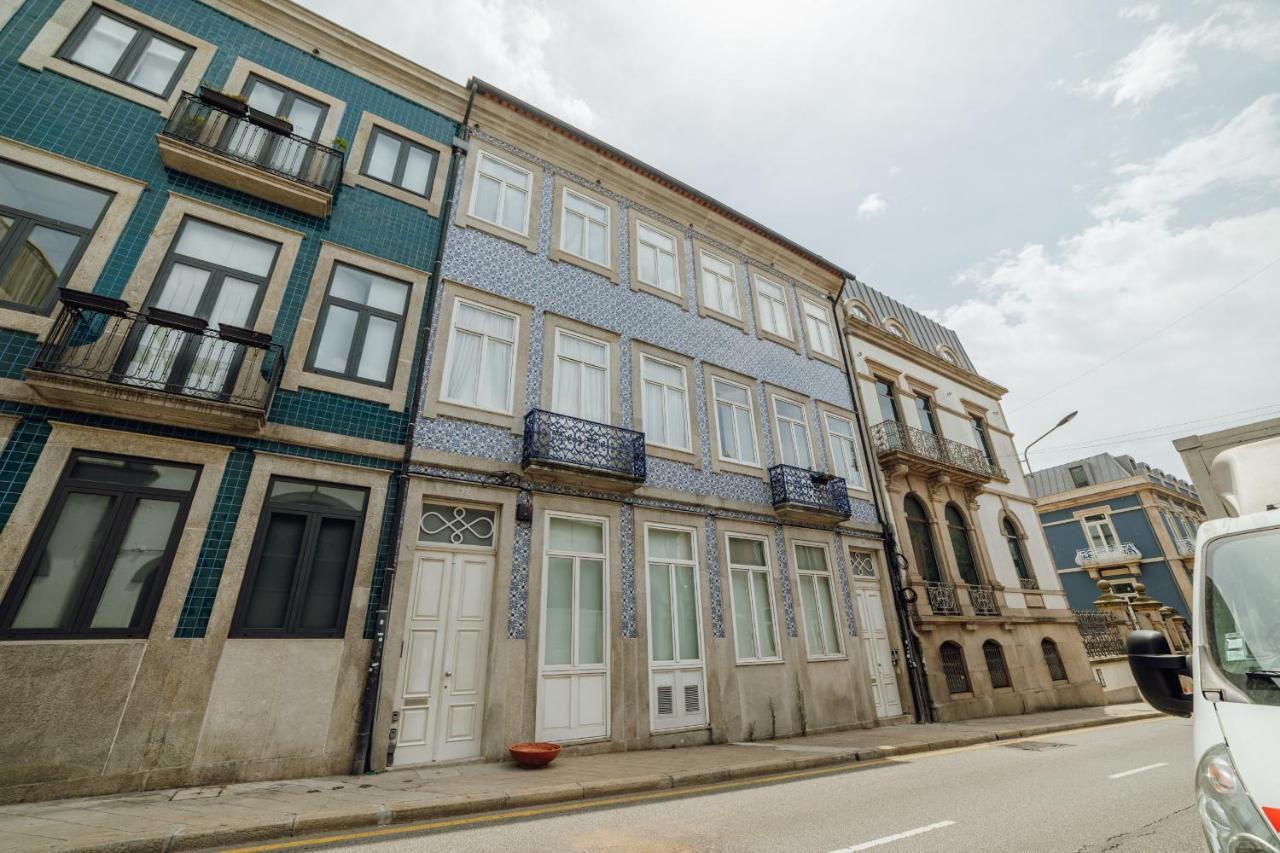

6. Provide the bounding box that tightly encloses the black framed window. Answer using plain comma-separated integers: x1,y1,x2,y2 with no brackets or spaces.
940,641,970,694
0,159,113,314
914,394,938,435
220,76,329,179
1042,638,1069,681
305,262,410,387
874,377,900,423
904,493,943,582
945,503,981,586
1003,517,1035,585
58,5,194,98
0,452,199,639
231,477,369,638
983,640,1011,689
970,415,995,463
360,128,439,198
1069,465,1089,489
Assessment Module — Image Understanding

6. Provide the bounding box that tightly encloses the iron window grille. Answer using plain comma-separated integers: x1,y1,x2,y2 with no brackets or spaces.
359,127,439,198
57,5,195,99
983,640,1012,689
230,476,370,639
1042,638,1069,681
940,641,971,695
303,262,410,388
0,159,114,314
0,451,200,640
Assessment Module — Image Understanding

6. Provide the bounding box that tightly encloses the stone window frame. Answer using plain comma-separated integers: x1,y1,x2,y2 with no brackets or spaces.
342,111,452,217
627,211,685,307
799,293,843,368
702,362,766,479
718,518,785,666
18,0,215,116
547,176,620,283
424,280,533,434
882,317,912,343
629,340,700,468
199,451,389,643
815,400,872,499
748,268,798,352
115,193,303,341
222,58,346,150
539,313,622,426
454,141,542,253
279,242,429,411
693,241,746,332
0,422,230,641
0,137,146,338
765,384,817,472
785,531,848,662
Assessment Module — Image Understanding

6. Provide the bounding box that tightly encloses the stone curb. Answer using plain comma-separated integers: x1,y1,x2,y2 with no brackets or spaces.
58,711,1162,853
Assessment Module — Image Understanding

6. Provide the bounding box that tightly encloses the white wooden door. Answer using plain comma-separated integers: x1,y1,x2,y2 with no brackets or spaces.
646,527,707,732
855,587,902,718
393,549,494,765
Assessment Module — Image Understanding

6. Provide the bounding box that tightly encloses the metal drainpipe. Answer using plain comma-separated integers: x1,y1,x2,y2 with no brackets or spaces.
352,81,479,775
829,290,934,724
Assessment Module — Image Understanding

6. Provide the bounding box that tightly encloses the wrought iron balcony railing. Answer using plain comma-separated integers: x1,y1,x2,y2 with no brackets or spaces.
966,584,1000,616
1176,537,1195,556
28,289,282,416
1074,542,1142,568
768,464,852,519
161,92,344,195
870,420,1006,481
1018,576,1039,590
521,409,646,483
923,581,961,616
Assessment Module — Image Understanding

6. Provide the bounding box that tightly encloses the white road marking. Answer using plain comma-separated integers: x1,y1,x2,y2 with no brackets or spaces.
829,820,957,851
1108,762,1168,779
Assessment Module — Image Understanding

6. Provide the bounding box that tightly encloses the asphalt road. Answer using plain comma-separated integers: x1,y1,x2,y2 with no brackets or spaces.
289,716,1200,853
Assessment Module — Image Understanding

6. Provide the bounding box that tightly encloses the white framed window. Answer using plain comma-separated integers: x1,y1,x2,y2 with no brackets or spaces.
712,377,759,467
552,329,609,423
469,152,532,235
846,300,874,325
645,524,707,730
884,318,910,341
699,250,740,318
772,396,814,470
823,412,865,490
635,221,679,294
754,276,792,339
794,542,843,659
440,299,518,414
640,354,691,451
1082,513,1119,550
802,298,837,358
726,534,781,663
560,188,609,267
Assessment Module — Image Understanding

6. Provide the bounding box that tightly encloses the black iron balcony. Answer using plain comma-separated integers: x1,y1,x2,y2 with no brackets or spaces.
870,421,1006,485
521,409,646,490
768,464,852,522
966,584,1001,617
157,92,343,217
25,289,282,431
922,581,961,616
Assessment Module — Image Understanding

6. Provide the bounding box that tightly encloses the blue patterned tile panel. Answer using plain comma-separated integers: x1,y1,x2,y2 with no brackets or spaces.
507,511,532,640
774,524,797,638
704,515,725,638
833,532,857,637
620,503,636,639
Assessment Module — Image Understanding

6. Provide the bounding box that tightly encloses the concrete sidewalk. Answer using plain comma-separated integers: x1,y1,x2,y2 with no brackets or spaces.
0,703,1159,853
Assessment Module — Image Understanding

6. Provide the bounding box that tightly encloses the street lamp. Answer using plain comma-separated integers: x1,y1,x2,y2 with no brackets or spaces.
1020,410,1078,476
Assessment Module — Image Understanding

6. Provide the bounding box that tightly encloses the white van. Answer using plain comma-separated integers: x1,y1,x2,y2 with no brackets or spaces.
1130,431,1280,851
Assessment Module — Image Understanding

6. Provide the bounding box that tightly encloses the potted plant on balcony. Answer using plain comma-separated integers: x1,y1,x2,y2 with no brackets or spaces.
197,82,248,116
247,108,293,136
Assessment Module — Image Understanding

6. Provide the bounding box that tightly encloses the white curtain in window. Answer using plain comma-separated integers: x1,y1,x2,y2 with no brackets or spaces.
70,15,135,74
825,414,864,489
774,399,813,469
126,38,185,95
714,380,757,465
444,302,515,411
641,357,689,449
756,278,790,338
554,332,607,422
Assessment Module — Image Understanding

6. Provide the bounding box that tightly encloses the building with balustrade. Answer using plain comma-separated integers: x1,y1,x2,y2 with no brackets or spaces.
1029,453,1203,618
839,279,1104,721
373,80,911,767
0,0,464,800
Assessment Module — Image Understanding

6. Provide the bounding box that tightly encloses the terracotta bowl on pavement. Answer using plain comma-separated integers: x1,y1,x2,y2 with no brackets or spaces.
508,741,561,768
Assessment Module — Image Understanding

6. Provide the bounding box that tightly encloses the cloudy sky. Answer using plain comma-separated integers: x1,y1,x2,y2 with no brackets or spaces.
302,0,1279,477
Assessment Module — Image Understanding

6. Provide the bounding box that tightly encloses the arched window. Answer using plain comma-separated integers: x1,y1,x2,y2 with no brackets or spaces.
904,494,942,582
846,300,874,325
1002,516,1035,586
983,640,1011,689
1042,638,1068,681
937,345,958,365
940,641,970,694
945,504,981,585
884,318,910,341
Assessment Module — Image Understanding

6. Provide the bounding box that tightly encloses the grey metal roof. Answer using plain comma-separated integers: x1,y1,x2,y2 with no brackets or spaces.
1029,452,1199,499
841,278,979,374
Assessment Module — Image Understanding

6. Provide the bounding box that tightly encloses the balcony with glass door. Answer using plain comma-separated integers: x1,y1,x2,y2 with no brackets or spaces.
157,91,343,217
870,420,1006,486
1075,542,1142,569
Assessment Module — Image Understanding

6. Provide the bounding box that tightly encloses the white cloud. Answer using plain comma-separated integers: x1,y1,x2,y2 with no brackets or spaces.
1119,3,1161,22
940,97,1280,473
1081,4,1280,107
857,193,887,218
888,165,902,177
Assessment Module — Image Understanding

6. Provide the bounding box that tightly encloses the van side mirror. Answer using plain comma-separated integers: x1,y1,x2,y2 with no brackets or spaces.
1126,630,1193,717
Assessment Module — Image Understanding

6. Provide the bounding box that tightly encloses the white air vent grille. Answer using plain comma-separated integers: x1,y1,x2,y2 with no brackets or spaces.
656,684,674,716
684,683,700,713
